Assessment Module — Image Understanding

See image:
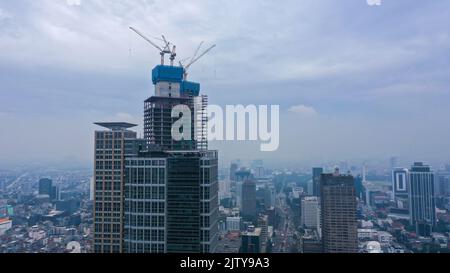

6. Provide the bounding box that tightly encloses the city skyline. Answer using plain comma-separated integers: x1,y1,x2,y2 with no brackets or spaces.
1,1,450,166
1,0,450,258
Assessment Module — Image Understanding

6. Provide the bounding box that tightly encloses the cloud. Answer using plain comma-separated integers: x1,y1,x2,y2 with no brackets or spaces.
367,0,382,6
288,105,318,116
66,0,81,6
1,0,450,164
0,112,11,118
114,112,139,124
0,8,12,21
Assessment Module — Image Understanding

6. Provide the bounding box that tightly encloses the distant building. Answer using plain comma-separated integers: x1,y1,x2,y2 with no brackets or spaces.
408,162,436,235
235,169,252,209
357,228,378,241
38,178,59,201
368,191,390,208
226,217,242,231
0,201,13,219
390,156,399,170
354,175,366,203
377,231,393,246
251,160,264,178
264,184,276,209
38,178,52,196
301,229,322,253
436,167,450,198
320,168,358,253
300,196,320,230
312,167,323,197
392,168,409,210
265,207,276,227
241,180,257,223
0,218,12,236
219,179,231,200
51,185,60,201
257,215,269,253
55,199,80,214
240,226,262,253
230,163,238,181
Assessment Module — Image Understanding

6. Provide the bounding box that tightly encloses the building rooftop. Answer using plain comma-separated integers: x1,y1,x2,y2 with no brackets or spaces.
94,122,137,131
0,218,12,224
242,227,261,237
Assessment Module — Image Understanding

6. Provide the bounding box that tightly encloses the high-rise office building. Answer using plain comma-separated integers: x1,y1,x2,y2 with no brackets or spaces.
257,214,269,253
38,178,52,196
240,226,262,253
219,179,231,200
38,178,59,201
320,168,358,253
123,150,218,253
241,179,257,223
390,156,399,170
392,168,409,210
436,166,450,198
123,151,167,253
354,175,366,203
312,167,323,197
50,185,60,201
251,160,264,179
264,184,276,209
171,150,218,253
229,163,238,181
409,162,436,235
93,122,143,253
301,196,320,230
235,168,252,209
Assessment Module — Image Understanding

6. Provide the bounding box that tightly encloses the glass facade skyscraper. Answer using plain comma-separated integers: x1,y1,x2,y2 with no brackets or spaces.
409,162,436,233
123,150,218,253
312,167,323,197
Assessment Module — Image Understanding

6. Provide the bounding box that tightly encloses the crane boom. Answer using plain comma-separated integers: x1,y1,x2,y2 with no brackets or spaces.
190,41,204,65
129,27,163,52
185,44,216,70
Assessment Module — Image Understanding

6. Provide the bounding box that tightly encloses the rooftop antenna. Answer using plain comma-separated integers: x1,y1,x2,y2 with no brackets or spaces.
129,27,176,66
179,42,216,80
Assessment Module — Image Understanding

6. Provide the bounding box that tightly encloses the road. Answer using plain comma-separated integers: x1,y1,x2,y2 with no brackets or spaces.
272,190,299,253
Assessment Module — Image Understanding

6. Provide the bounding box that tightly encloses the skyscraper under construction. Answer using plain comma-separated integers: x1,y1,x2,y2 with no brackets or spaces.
123,62,218,253
93,29,218,253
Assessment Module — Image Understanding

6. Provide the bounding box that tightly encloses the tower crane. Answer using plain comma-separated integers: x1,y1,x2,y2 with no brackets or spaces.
179,42,216,80
161,34,177,66
129,26,176,66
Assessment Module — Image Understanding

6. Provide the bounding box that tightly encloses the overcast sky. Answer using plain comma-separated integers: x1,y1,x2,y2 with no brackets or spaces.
1,0,450,168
